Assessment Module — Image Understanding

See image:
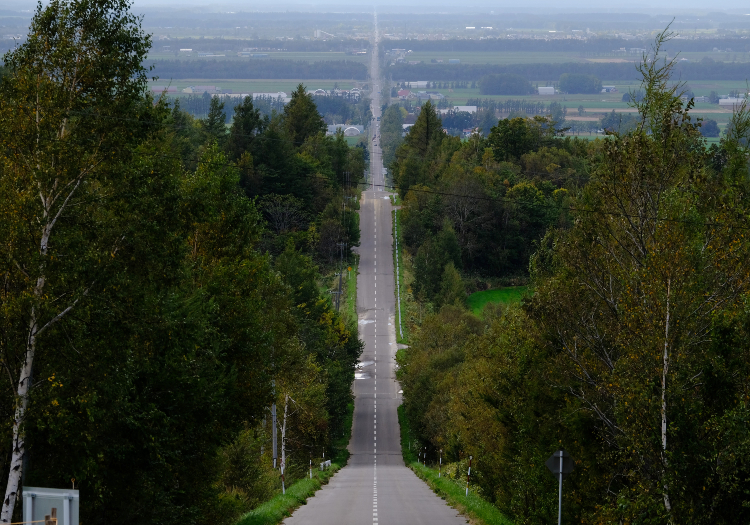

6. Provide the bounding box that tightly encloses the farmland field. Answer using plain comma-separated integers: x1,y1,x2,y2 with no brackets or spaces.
397,77,742,135
149,78,361,94
147,51,370,63
395,50,750,66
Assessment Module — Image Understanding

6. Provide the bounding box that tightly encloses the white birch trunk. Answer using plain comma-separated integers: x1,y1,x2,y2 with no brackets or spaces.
2,182,83,521
1,221,50,523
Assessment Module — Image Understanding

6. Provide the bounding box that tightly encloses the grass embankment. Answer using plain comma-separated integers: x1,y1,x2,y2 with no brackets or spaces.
466,286,529,316
235,403,353,525
392,207,409,344
398,406,513,525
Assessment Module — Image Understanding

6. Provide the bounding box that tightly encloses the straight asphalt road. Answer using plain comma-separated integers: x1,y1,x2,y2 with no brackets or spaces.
282,13,468,525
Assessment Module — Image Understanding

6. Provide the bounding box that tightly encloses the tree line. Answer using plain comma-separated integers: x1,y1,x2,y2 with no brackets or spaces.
151,58,368,80
165,92,372,126
381,37,750,54
465,98,562,115
388,60,750,82
395,31,750,525
0,1,364,524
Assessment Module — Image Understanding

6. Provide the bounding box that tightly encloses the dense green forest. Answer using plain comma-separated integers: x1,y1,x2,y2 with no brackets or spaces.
390,101,583,297
150,58,368,80
395,32,750,525
0,1,363,523
388,60,750,82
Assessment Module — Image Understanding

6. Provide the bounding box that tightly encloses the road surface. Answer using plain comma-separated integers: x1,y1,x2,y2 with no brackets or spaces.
282,13,466,525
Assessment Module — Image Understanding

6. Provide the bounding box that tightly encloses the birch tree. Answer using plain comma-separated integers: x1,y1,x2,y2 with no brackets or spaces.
0,0,151,519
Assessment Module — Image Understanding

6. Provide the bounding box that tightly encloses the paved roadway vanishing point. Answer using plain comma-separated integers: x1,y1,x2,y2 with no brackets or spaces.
282,12,468,525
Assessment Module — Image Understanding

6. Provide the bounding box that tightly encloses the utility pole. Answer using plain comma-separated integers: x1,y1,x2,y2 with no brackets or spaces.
330,287,341,310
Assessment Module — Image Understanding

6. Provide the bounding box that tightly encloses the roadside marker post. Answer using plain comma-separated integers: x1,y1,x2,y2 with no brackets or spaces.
466,455,472,497
545,449,575,525
439,449,442,478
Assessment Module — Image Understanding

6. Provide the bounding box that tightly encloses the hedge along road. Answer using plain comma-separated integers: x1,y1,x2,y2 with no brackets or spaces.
281,13,467,525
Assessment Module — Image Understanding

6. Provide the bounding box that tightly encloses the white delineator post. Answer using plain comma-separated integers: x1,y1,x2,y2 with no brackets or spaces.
466,456,472,497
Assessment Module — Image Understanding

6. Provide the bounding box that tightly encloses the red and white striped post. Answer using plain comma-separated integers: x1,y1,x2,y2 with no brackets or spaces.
466,455,473,497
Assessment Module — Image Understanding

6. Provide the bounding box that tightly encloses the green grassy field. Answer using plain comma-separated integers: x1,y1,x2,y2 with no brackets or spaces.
467,286,529,315
398,405,514,525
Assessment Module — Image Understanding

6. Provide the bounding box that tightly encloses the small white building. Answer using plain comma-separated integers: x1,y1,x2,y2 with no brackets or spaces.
538,86,555,95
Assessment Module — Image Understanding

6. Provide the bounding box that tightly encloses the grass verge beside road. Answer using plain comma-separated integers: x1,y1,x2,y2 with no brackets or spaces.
398,405,514,525
344,257,359,328
236,403,353,525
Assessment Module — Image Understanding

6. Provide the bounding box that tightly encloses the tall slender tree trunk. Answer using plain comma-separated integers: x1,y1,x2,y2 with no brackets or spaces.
661,278,672,515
